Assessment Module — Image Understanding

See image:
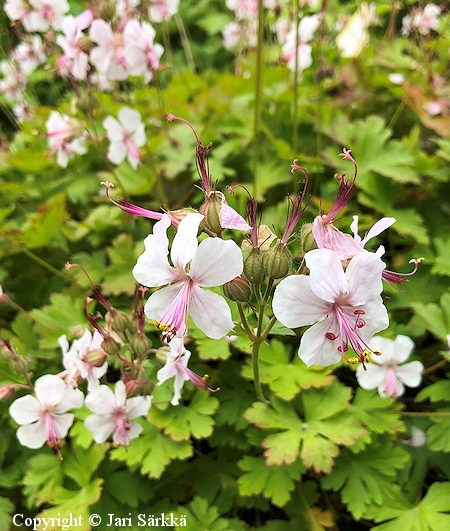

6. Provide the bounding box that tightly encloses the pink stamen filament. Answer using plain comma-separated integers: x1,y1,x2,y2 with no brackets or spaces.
156,280,192,341
114,410,132,445
44,411,62,447
176,361,219,392
332,305,372,362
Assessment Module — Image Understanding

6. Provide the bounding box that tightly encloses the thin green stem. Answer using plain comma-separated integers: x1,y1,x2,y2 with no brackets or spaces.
252,341,268,403
422,359,448,375
260,315,277,341
252,0,264,196
237,303,257,341
175,14,196,72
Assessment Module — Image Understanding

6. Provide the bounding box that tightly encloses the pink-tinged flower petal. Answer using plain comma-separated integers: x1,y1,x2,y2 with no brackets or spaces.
379,369,404,398
34,374,67,407
354,297,389,338
118,107,142,133
16,420,47,449
350,216,360,241
131,124,146,148
9,395,42,424
133,234,178,288
76,9,93,30
273,275,330,328
356,363,387,390
305,249,347,303
313,217,362,259
219,203,251,231
345,253,385,305
51,412,75,439
190,238,243,287
85,414,116,443
395,361,424,387
116,421,142,445
125,396,151,418
55,386,84,413
170,213,203,271
90,19,113,45
153,214,171,253
115,380,127,408
189,285,234,339
298,318,342,367
361,217,396,246
144,283,183,320
85,385,116,415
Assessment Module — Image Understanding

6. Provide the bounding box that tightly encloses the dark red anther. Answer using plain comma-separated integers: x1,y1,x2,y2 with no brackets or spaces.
325,332,337,340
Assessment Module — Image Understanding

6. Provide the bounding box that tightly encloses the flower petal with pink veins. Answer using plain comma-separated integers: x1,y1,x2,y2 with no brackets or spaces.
170,213,203,271
52,412,75,439
189,284,235,339
298,318,342,367
103,116,123,142
144,282,186,324
190,238,243,287
34,374,67,406
344,253,385,305
85,414,116,443
85,385,117,415
273,275,330,329
360,217,396,246
305,249,347,302
126,396,151,418
133,234,179,287
16,420,47,449
219,203,251,231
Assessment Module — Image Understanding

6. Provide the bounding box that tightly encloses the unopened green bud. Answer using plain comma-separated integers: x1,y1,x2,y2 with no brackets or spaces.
223,275,252,302
169,207,198,223
199,192,223,235
244,248,266,285
131,333,152,356
263,241,292,279
99,1,116,21
156,345,170,366
84,348,107,367
78,36,94,53
300,223,318,254
102,336,120,356
10,356,28,374
126,377,154,397
77,93,99,114
108,310,130,334
125,379,140,398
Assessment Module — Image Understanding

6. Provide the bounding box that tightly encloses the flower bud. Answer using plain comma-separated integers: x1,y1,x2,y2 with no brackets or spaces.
78,36,94,53
107,310,130,334
244,249,266,285
125,379,140,398
300,223,318,254
156,345,170,366
131,333,152,356
0,385,15,401
84,348,107,367
101,336,120,356
199,193,223,235
99,1,116,21
77,93,99,114
169,207,198,223
263,241,292,279
139,377,154,396
10,356,29,374
223,275,252,303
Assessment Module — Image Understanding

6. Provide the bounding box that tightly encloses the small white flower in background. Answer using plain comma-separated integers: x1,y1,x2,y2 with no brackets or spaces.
89,19,128,81
388,73,405,85
423,100,445,116
226,0,257,21
133,212,243,341
103,107,146,169
56,11,93,80
116,0,141,18
282,15,321,74
403,426,427,447
84,381,151,446
336,2,376,58
402,4,440,36
27,0,69,32
5,0,34,31
356,335,424,398
45,111,87,168
148,0,179,23
0,60,27,102
124,20,164,81
59,330,107,392
157,338,218,405
222,22,243,51
273,248,388,367
12,36,46,76
9,374,84,450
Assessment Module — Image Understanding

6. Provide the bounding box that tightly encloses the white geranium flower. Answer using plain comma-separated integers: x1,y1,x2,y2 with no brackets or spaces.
356,335,424,397
84,381,151,446
9,374,83,449
46,111,87,168
89,19,128,81
124,20,164,80
273,248,388,367
103,107,146,169
336,2,376,58
27,0,69,32
133,213,243,340
148,0,179,23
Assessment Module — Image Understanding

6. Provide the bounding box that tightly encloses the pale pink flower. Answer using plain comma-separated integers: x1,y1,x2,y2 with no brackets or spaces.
133,213,243,340
0,60,26,102
356,335,423,397
103,107,146,169
13,36,46,76
402,4,440,36
117,0,141,18
388,73,405,85
27,0,69,32
222,22,241,50
5,0,33,31
273,249,388,367
148,0,179,23
157,338,218,405
84,381,151,446
226,0,257,20
46,111,87,168
282,15,321,74
9,374,83,449
59,330,107,392
423,100,445,116
124,19,164,80
56,12,93,80
89,19,128,81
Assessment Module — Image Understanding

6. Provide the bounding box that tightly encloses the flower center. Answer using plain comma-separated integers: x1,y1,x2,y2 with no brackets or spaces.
44,410,62,448
154,280,192,341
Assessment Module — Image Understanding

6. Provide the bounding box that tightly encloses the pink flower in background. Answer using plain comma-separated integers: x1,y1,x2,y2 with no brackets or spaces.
402,4,440,36
56,11,93,80
282,15,321,74
46,111,87,168
27,0,69,32
84,381,151,446
124,19,164,80
5,0,34,31
13,36,46,75
273,249,388,367
133,213,243,340
226,0,257,20
89,19,128,81
9,374,83,449
59,330,107,392
0,60,27,102
157,338,218,405
103,107,146,169
148,0,179,23
356,335,424,397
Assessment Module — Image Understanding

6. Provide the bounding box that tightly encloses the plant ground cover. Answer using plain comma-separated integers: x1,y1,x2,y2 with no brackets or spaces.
1,1,450,530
